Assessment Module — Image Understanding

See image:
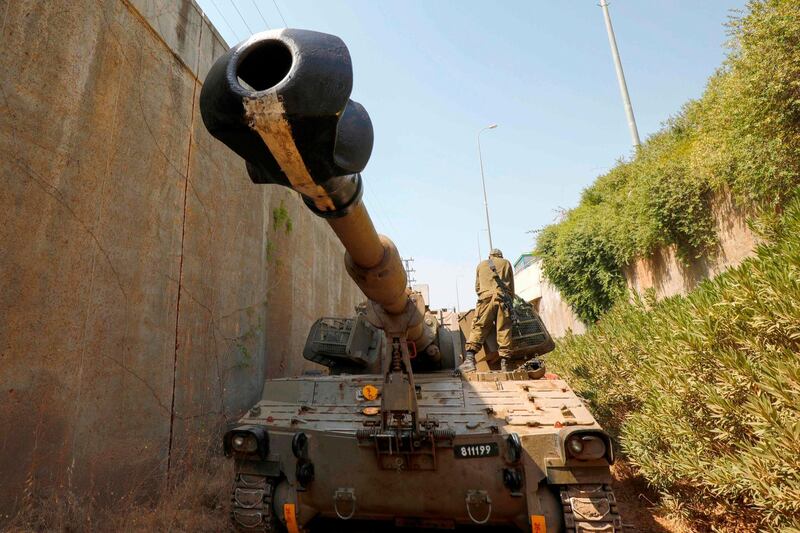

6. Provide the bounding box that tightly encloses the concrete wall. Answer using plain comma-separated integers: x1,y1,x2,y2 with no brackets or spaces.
515,260,586,338
528,192,757,339
537,280,586,338
514,260,542,303
623,192,758,300
0,0,362,512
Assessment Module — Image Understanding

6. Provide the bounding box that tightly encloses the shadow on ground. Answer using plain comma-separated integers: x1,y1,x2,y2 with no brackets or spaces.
611,461,692,533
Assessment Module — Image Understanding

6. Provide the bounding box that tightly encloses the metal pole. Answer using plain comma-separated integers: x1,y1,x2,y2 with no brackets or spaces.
477,124,497,251
477,232,482,262
599,0,640,148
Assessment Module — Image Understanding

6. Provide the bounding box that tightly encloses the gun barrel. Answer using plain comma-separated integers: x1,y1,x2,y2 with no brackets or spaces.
329,206,409,315
200,29,410,318
328,205,383,269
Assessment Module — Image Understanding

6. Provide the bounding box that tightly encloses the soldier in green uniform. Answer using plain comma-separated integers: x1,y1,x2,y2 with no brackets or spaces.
458,248,515,374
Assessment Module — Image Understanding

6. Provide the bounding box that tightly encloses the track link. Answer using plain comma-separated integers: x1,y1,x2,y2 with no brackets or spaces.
231,473,277,532
560,484,622,533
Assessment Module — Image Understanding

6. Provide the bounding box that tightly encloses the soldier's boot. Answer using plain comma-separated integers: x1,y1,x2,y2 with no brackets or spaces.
457,351,477,374
500,358,509,373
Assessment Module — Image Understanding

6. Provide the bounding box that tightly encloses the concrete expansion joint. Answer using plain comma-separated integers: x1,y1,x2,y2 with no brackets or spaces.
166,11,205,480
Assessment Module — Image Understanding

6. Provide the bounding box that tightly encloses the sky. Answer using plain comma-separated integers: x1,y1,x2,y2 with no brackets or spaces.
195,0,747,311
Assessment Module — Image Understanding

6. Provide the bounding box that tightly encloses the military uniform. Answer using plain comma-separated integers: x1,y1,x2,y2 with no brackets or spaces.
466,251,515,359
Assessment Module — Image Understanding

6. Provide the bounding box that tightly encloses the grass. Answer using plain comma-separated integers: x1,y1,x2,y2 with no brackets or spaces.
6,440,233,533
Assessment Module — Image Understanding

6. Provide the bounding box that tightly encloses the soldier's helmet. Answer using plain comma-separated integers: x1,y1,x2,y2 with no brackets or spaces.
489,248,503,258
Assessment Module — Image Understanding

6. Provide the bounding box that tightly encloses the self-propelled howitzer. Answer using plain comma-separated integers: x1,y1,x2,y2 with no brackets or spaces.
200,29,621,532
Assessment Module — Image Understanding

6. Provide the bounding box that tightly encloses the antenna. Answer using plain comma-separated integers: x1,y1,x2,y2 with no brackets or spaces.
402,257,417,288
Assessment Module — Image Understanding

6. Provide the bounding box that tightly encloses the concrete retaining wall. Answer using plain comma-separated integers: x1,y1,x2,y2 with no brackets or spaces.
515,260,586,338
0,0,362,512
623,192,758,300
537,280,586,338
532,192,757,338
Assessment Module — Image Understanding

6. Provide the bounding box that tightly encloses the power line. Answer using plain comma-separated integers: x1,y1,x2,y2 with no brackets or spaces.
271,0,289,27
250,0,271,30
362,186,398,239
229,0,254,35
208,0,240,41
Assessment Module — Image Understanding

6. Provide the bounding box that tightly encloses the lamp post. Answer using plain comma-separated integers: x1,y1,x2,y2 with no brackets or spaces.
477,124,498,251
455,276,462,313
599,0,640,148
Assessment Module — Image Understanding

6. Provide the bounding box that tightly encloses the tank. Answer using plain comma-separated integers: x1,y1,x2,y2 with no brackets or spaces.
200,29,621,532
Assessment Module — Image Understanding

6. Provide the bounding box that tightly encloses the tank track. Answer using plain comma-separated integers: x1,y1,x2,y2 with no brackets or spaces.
231,472,278,532
560,484,622,532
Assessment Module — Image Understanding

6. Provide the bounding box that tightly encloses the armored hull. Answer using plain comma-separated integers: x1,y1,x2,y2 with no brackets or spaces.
228,372,620,531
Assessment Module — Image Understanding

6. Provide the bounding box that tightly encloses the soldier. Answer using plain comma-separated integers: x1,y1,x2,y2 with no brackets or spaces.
458,248,515,374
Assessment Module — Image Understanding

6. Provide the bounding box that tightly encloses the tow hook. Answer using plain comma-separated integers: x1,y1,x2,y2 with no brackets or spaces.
465,490,492,525
333,488,356,520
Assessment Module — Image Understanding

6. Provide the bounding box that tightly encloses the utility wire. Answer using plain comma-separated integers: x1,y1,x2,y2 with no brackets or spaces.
271,0,289,27
208,0,240,41
250,0,272,30
229,0,254,35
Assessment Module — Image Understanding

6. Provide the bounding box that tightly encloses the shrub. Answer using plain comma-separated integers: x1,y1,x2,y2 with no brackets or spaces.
548,197,800,531
535,0,800,322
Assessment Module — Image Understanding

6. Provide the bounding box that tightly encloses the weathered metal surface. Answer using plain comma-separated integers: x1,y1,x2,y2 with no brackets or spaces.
0,0,362,515
246,375,601,436
196,25,618,531
226,371,612,530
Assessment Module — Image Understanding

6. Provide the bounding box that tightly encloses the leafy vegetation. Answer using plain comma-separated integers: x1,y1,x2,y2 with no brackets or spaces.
548,198,800,531
272,201,293,234
535,0,800,322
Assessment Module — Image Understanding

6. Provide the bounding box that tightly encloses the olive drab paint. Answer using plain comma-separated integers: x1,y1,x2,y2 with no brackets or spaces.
201,28,622,532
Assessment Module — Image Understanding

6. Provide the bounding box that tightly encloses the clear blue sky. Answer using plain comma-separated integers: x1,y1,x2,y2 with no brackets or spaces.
195,0,747,311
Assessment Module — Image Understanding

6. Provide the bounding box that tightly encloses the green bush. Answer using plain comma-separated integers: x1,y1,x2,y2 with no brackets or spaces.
548,197,800,531
535,0,800,322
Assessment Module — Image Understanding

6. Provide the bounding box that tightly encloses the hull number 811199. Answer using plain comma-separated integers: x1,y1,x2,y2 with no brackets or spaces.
454,442,499,459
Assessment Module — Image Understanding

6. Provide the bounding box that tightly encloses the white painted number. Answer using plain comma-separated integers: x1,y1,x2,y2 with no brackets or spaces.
458,444,493,457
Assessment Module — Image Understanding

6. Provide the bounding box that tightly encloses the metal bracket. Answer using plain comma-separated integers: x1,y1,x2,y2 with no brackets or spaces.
333,488,356,520
465,490,492,525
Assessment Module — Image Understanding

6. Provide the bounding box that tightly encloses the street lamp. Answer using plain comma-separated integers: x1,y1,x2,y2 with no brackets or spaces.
477,124,498,251
599,0,640,148
455,275,462,313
